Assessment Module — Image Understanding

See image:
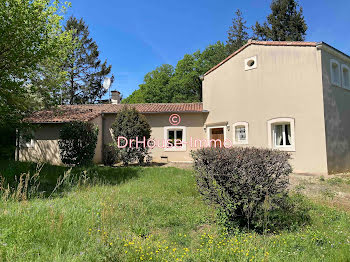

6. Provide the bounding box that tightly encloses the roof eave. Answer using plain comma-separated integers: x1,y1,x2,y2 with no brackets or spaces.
204,40,319,77
103,111,205,114
316,42,350,62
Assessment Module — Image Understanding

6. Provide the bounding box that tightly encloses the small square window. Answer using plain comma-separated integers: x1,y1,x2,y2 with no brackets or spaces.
236,126,246,142
167,129,183,148
233,122,249,144
164,126,186,151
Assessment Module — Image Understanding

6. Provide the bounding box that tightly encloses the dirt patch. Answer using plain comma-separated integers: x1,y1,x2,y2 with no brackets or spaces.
289,173,350,211
147,163,350,212
160,162,194,170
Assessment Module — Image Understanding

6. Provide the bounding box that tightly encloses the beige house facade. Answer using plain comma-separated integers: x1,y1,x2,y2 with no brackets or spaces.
21,40,350,174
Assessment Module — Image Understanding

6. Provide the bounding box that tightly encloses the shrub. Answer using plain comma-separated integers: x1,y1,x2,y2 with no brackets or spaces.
252,192,311,232
59,121,98,166
192,147,293,231
111,107,151,165
103,144,119,166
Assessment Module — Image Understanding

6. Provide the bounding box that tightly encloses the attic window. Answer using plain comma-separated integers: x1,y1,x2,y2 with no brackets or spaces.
245,56,257,71
330,59,341,87
342,64,350,90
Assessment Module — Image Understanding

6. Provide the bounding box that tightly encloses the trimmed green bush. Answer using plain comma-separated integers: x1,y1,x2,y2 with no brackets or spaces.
192,147,294,231
103,144,119,166
59,121,98,166
111,107,151,165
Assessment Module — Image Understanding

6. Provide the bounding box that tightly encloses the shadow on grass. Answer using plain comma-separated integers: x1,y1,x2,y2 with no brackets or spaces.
0,160,142,199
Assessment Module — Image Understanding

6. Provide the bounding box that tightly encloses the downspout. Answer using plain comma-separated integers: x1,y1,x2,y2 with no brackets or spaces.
101,113,105,163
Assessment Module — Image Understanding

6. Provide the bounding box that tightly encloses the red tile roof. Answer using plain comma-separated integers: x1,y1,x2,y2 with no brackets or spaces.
204,40,318,76
24,103,204,123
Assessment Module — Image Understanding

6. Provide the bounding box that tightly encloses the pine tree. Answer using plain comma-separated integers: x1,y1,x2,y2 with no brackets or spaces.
253,0,307,41
226,9,249,53
64,16,114,104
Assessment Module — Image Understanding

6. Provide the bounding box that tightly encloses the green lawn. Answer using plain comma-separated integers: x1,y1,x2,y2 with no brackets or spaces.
0,161,350,261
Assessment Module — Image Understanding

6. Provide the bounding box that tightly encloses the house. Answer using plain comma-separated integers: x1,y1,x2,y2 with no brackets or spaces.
21,40,350,174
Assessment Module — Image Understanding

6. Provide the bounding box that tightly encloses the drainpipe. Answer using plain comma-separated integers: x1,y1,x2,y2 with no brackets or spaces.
101,113,105,162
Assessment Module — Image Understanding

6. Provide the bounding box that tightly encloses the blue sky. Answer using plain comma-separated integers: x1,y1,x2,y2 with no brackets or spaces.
67,0,350,98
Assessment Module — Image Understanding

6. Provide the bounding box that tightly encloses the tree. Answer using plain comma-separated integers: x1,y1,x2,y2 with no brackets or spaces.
227,9,250,53
122,87,147,104
168,53,201,102
0,0,72,128
30,55,72,108
169,41,229,102
122,64,174,104
111,107,151,165
123,42,229,103
252,0,307,41
63,16,114,104
58,121,99,166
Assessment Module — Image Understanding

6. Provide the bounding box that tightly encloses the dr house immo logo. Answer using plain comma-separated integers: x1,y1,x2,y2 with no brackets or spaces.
116,114,236,149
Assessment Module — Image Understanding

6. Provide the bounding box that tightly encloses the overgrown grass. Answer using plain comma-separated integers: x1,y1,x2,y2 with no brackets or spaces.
0,161,349,261
0,160,141,198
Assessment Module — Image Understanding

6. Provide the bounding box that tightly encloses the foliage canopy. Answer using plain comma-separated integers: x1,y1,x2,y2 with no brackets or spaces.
111,107,151,165
59,121,98,166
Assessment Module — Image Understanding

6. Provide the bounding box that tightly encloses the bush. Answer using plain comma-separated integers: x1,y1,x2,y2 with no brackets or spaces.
251,192,311,233
59,121,98,166
111,107,151,165
103,144,119,166
192,147,293,231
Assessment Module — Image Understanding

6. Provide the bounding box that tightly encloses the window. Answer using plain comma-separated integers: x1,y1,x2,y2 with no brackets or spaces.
342,64,350,90
20,137,35,148
267,118,295,151
244,56,257,71
168,129,183,146
273,124,291,147
164,126,186,151
233,122,249,144
330,59,341,87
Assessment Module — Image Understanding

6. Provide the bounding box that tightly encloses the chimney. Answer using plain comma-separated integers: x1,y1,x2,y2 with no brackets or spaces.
111,90,121,104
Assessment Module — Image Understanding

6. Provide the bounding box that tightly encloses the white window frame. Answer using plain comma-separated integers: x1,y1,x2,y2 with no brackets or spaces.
330,59,341,87
244,56,257,71
267,118,295,152
341,64,350,90
233,122,249,145
164,126,186,152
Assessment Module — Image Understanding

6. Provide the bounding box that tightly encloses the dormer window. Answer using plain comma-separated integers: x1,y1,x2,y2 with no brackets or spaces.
245,56,257,71
342,64,350,90
330,59,341,87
